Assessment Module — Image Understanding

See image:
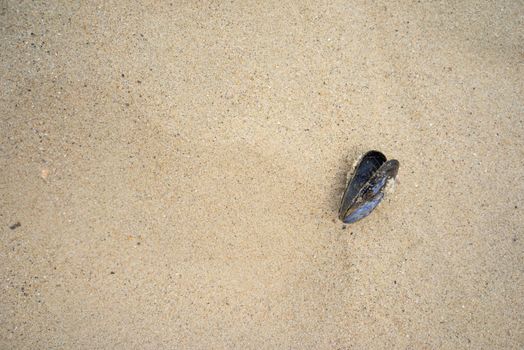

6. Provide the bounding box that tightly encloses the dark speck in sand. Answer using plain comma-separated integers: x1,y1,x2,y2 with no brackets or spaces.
9,222,21,230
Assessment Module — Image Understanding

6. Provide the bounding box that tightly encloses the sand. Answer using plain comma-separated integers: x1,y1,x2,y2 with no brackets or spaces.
1,1,523,349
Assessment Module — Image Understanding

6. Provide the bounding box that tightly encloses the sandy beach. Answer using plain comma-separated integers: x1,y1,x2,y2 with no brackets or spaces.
1,1,523,348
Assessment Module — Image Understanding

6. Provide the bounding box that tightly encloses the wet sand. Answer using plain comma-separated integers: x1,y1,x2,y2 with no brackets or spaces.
1,1,523,348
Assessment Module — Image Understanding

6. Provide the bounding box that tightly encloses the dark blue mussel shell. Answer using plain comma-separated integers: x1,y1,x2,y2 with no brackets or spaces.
338,151,399,224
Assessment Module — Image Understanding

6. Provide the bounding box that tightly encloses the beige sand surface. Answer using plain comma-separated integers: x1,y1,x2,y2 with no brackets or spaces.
1,1,523,349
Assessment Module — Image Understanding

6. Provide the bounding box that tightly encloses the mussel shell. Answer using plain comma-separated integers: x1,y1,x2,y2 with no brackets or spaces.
339,151,399,224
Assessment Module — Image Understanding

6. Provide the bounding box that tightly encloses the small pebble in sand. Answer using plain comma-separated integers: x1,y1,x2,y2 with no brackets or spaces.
9,222,21,230
41,168,49,180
